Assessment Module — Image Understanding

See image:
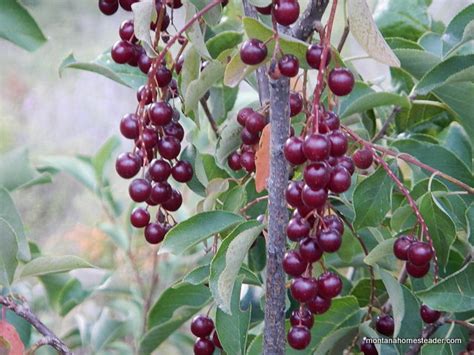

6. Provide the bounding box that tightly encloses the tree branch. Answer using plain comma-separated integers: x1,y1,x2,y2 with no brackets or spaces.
292,0,330,40
0,296,72,354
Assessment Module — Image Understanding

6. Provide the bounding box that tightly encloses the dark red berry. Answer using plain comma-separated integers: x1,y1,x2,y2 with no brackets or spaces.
407,242,433,266
322,215,344,234
138,53,152,74
164,121,185,141
240,151,256,173
328,68,355,96
278,54,299,77
156,66,172,87
150,182,172,204
318,272,342,299
306,44,331,69
193,338,215,355
256,4,272,15
175,55,184,74
116,152,141,179
323,112,340,130
119,0,138,11
307,295,331,314
149,102,173,126
353,148,374,169
119,19,134,41
166,0,183,9
328,166,351,193
328,131,348,157
237,107,254,126
290,309,314,329
360,338,378,355
337,156,355,175
99,0,119,15
284,136,307,165
245,112,267,133
141,128,158,148
290,277,318,303
228,151,242,171
287,325,311,350
274,0,300,26
283,250,308,277
162,189,182,211
287,217,311,241
289,92,303,117
420,305,441,324
393,235,415,261
286,181,304,208
303,162,330,189
240,39,268,65
299,237,323,263
149,159,171,182
172,160,193,182
376,314,394,336
168,79,179,98
144,223,167,244
317,229,342,253
240,128,260,145
129,178,152,202
111,40,133,64
158,136,181,160
137,85,153,104
301,185,327,208
191,315,214,337
406,261,430,278
303,134,331,161
130,207,150,228
212,331,222,349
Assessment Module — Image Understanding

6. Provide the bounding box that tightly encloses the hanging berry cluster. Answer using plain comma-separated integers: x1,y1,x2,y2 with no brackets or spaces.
99,0,197,245
393,235,435,278
190,315,222,355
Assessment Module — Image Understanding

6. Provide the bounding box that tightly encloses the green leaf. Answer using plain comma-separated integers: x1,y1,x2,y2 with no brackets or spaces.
364,239,396,266
161,211,244,255
184,3,211,58
59,52,146,89
350,278,387,307
418,32,443,57
58,278,91,316
378,267,422,352
439,123,472,169
0,218,18,287
180,46,201,99
467,204,474,245
0,148,51,191
189,0,222,26
314,326,359,355
417,262,474,312
132,0,156,57
347,0,400,67
339,90,410,118
415,55,474,94
206,31,243,59
20,255,95,278
216,278,251,355
140,283,211,354
92,136,120,181
0,0,46,51
184,60,226,115
353,166,394,230
210,220,264,313
223,52,256,88
442,4,474,55
91,309,130,351
0,188,30,261
216,118,242,166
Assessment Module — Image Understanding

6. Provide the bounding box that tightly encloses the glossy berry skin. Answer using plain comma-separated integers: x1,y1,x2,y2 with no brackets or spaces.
303,134,331,161
158,136,181,160
191,315,214,337
407,241,433,266
406,261,430,278
304,162,330,189
240,128,260,145
149,102,173,126
393,235,414,261
167,0,183,8
137,85,153,104
245,112,267,133
237,107,254,126
99,0,119,15
328,131,348,157
162,189,182,211
318,272,342,299
290,277,318,303
420,305,441,324
240,151,256,173
287,217,311,241
119,0,138,11
278,54,299,77
193,338,215,355
286,181,304,208
116,152,141,179
337,156,355,175
376,314,394,336
317,229,342,253
164,121,185,141
284,136,307,165
144,223,167,244
323,111,340,131
328,68,355,96
130,207,150,228
328,166,351,193
240,39,268,65
129,178,151,202
156,66,172,87
138,53,152,74
119,19,134,40
299,237,323,263
228,152,242,171
283,250,308,277
306,44,331,69
289,92,303,117
323,215,344,234
360,338,378,355
290,309,314,329
150,182,172,204
274,0,300,26
307,295,331,314
212,331,222,349
172,160,193,182
120,113,139,139
287,325,311,350
111,40,133,64
141,128,158,148
149,159,171,182
302,185,327,208
353,148,374,169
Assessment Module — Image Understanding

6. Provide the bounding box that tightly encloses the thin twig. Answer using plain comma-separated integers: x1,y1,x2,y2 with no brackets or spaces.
337,19,350,52
200,98,219,137
371,106,401,143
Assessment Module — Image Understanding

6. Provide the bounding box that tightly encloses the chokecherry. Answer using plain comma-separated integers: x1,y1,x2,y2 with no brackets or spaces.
299,237,323,263
407,241,433,266
317,229,342,253
274,0,300,26
353,148,374,169
240,39,268,65
376,314,394,336
278,54,299,77
328,68,355,96
284,137,307,165
287,217,311,241
191,315,214,337
307,295,331,314
290,309,314,329
318,272,342,299
420,305,441,324
130,207,150,228
306,44,331,69
303,134,331,161
283,250,308,277
116,152,141,179
129,178,152,202
360,338,378,355
393,235,414,261
406,261,430,278
193,338,215,355
171,161,193,183
290,277,318,303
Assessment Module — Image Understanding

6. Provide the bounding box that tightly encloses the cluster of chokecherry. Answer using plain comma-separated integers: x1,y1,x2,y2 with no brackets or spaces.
99,0,196,245
190,315,222,355
393,235,435,278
